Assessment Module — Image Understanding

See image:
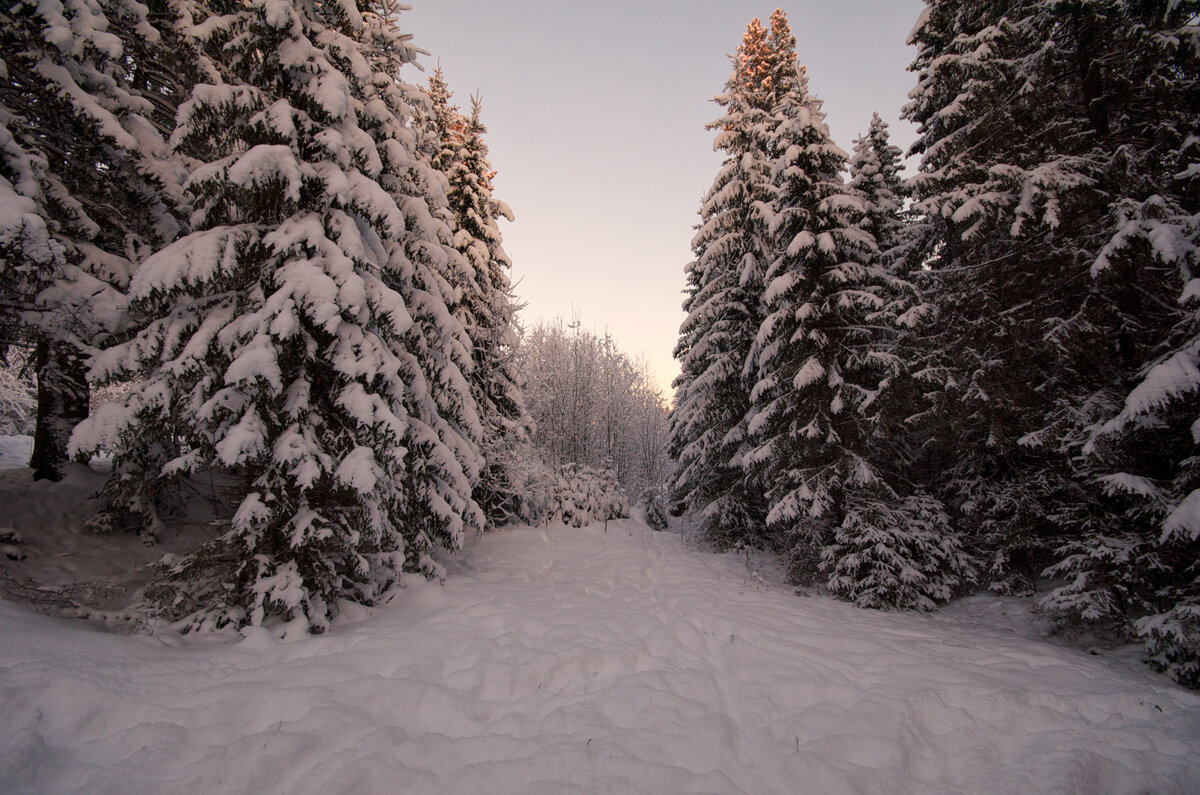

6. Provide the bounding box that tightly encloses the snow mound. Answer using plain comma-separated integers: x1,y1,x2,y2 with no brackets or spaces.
2,519,1199,793
0,434,32,469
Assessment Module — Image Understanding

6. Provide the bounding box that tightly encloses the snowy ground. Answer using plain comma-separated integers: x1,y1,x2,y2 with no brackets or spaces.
2,454,1200,793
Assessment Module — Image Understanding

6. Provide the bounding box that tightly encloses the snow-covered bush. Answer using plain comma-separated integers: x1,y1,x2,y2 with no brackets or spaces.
0,355,35,435
640,486,669,530
548,464,628,527
822,493,976,611
501,452,629,528
1040,501,1200,689
483,444,552,527
1139,604,1200,689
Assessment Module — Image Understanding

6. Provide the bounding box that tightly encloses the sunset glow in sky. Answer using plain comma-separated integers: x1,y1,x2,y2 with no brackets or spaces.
404,1,926,395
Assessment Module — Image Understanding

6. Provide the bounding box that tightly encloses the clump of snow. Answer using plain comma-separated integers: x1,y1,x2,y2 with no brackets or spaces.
1,516,1198,793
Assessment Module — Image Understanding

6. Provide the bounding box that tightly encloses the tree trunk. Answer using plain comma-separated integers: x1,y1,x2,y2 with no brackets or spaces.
30,337,89,481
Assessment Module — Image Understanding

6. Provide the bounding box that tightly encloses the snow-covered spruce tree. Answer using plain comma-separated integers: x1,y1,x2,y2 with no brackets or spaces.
1035,2,1197,686
905,0,1200,682
742,16,972,606
903,0,1125,593
669,16,780,549
824,491,974,610
0,0,189,480
72,0,482,631
823,115,970,609
359,9,487,546
425,81,530,527
420,66,463,178
847,113,909,274
905,2,1048,592
846,111,944,491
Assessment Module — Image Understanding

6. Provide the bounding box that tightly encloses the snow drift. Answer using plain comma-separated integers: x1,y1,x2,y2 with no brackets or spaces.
2,517,1198,794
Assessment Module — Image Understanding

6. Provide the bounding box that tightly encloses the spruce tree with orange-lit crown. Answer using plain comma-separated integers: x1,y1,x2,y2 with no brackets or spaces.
442,89,531,526
669,16,781,549
741,11,973,606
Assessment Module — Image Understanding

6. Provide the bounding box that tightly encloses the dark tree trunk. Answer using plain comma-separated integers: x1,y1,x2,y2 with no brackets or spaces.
30,337,89,481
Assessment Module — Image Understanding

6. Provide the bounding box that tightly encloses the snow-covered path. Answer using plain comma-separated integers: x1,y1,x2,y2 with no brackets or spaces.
3,519,1199,794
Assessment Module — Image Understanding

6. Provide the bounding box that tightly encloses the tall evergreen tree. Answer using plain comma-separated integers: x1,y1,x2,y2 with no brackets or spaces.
445,96,530,525
1037,2,1200,686
0,0,189,480
359,0,489,545
72,0,482,631
905,0,1200,681
904,0,1113,592
846,113,909,274
669,16,779,548
418,73,529,526
741,22,850,565
422,66,464,177
742,18,973,606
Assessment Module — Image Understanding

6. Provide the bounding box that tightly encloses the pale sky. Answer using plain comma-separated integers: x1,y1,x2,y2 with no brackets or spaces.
403,1,926,395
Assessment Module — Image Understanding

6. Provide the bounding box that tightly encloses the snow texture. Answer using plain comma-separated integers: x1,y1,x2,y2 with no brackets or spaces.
2,517,1199,793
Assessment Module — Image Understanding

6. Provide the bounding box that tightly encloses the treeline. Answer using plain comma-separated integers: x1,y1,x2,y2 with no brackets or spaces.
520,318,669,499
670,3,1200,686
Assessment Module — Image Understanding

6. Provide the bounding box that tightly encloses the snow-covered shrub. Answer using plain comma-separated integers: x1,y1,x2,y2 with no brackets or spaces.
640,486,669,530
822,493,976,611
502,453,629,528
1138,603,1200,689
1041,508,1200,689
486,445,554,527
549,463,628,528
0,355,35,435
1039,517,1146,631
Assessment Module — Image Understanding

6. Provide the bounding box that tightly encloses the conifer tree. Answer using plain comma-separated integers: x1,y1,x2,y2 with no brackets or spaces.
669,16,778,548
417,72,529,526
1035,2,1199,686
422,67,464,177
0,0,189,480
905,0,1200,680
742,17,973,605
363,30,487,548
72,0,482,631
445,96,530,525
847,113,908,273
904,0,1112,592
741,21,850,566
